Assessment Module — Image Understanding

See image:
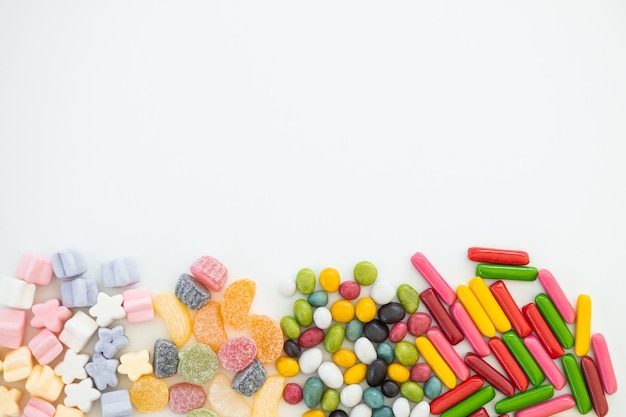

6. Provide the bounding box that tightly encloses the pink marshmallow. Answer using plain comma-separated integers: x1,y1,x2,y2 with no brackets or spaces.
190,256,228,292
0,309,27,349
23,397,55,417
16,253,54,286
122,287,154,323
29,329,64,365
537,269,576,324
410,252,456,305
31,299,73,333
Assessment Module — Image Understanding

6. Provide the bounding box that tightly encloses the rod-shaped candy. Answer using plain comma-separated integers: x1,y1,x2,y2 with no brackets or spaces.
450,302,491,357
534,293,574,349
523,335,566,390
419,288,464,345
427,327,470,381
415,336,456,389
411,252,456,305
575,294,592,357
489,337,529,392
494,384,554,414
489,280,532,337
581,356,609,417
464,353,515,397
537,269,575,324
515,394,575,417
456,285,495,338
440,386,495,417
475,263,538,281
522,303,564,359
429,375,484,414
502,330,545,387
467,247,530,265
562,353,592,414
591,333,617,394
469,277,511,333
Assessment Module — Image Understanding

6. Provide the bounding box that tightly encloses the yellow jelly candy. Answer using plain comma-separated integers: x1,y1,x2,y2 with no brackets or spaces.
251,374,285,417
221,279,256,330
208,373,252,417
248,314,283,364
344,363,367,384
25,365,64,402
276,357,300,377
129,375,169,413
0,386,21,417
153,292,192,347
3,346,32,382
193,301,228,352
330,300,355,323
332,349,357,368
355,297,377,322
319,268,341,292
54,404,85,417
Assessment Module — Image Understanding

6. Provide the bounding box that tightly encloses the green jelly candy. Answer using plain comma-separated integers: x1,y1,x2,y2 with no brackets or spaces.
476,263,538,281
502,330,545,386
424,375,442,399
187,409,219,417
303,377,324,408
294,299,313,327
400,381,424,403
394,341,418,366
296,268,316,295
363,387,385,409
308,290,329,307
345,319,364,342
354,261,378,286
535,293,574,349
562,353,592,414
177,343,218,385
376,342,395,364
372,406,393,417
397,283,419,313
495,384,555,414
280,316,301,339
441,386,495,417
321,388,340,412
324,324,345,353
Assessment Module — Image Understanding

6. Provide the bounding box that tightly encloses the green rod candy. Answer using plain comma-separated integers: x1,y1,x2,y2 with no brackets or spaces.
502,330,545,386
475,263,538,281
535,293,575,349
562,353,592,414
495,384,555,414
441,386,495,417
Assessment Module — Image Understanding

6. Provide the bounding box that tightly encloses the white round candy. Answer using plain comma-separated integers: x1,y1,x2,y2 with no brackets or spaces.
340,384,363,408
354,337,377,365
313,307,332,329
350,403,372,417
392,397,411,417
410,401,430,417
370,280,396,305
298,348,323,374
278,279,296,297
317,361,343,389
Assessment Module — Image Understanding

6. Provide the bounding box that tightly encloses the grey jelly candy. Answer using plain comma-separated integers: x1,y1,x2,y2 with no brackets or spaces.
101,389,132,417
102,258,140,288
153,339,178,378
61,277,99,307
231,359,267,396
52,248,88,279
174,273,211,309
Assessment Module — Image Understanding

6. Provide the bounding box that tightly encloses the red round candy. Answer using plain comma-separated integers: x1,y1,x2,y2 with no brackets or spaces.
283,383,303,404
407,312,432,337
410,363,432,382
339,281,361,300
217,336,257,372
298,327,325,348
169,383,206,413
389,322,408,343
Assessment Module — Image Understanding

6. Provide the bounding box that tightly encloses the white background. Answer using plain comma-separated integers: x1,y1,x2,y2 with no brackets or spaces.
1,1,624,416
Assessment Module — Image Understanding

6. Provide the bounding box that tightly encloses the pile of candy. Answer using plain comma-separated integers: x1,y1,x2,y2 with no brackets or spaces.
278,248,617,417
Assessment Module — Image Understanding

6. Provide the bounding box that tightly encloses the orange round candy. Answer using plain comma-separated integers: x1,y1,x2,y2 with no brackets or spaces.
248,314,283,364
193,301,228,352
129,375,169,413
221,279,256,330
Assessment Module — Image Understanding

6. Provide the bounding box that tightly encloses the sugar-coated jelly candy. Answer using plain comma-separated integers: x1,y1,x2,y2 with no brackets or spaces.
101,390,132,417
249,314,283,364
121,287,154,323
0,277,36,309
25,365,64,402
464,353,515,397
101,257,140,288
94,325,129,359
221,278,256,330
488,280,532,337
175,273,211,309
218,336,257,372
3,346,33,382
207,373,252,417
456,285,496,338
63,378,101,413
17,252,53,285
178,343,219,385
251,375,285,417
537,269,575,323
59,311,99,352
450,303,490,357
0,309,27,349
420,288,464,345
415,336,456,389
469,277,511,333
591,333,617,394
440,386,495,417
23,397,55,417
494,385,554,414
153,292,192,347
168,383,206,414
28,329,63,365
193,301,228,351
523,335,566,390
54,349,89,384
85,353,119,390
60,277,99,308
117,349,153,381
153,339,178,378
575,294,592,357
515,394,575,417
0,386,22,417
52,249,87,279
534,293,574,349
489,337,529,392
30,299,72,333
467,247,530,265
88,292,126,327
190,255,228,292
232,359,267,396
411,252,456,305
129,375,169,413
562,353,592,414
581,356,609,417
430,376,484,414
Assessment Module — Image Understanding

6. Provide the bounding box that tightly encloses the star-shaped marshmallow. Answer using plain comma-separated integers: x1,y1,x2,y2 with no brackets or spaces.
31,298,73,333
0,386,22,417
94,325,129,358
85,353,119,390
117,349,153,381
64,377,101,412
54,349,89,384
88,292,126,327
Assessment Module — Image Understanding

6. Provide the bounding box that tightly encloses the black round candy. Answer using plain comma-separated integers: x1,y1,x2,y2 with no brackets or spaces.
283,339,302,358
329,410,348,417
366,358,388,387
363,319,389,343
381,379,400,397
378,302,406,324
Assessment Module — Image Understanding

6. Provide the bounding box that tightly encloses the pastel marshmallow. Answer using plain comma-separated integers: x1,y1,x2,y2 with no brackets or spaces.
94,325,129,359
122,287,153,323
3,346,33,382
190,256,228,292
59,311,99,352
101,389,132,417
89,292,126,327
117,349,153,381
28,329,64,365
101,258,140,288
54,405,85,417
31,299,73,333
52,249,87,279
25,364,64,402
23,397,55,417
0,277,36,309
0,309,27,349
85,353,119,390
0,386,22,417
54,349,89,384
64,378,101,413
17,253,53,286
61,277,99,308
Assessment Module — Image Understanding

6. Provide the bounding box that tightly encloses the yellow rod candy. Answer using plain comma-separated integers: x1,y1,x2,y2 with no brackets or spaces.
456,285,496,338
153,292,192,347
469,277,511,333
415,336,457,389
575,294,592,357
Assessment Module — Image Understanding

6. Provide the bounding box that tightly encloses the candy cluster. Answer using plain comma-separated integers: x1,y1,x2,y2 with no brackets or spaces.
278,248,617,417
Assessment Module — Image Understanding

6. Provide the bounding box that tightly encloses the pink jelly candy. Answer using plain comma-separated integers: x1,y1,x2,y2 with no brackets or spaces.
31,299,72,333
190,256,228,292
218,337,257,372
28,329,64,365
17,253,54,286
283,383,303,405
168,383,206,414
0,309,27,349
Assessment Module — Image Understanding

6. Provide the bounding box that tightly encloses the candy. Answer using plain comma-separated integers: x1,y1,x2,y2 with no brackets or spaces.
476,263,538,281
276,356,300,377
429,375,484,414
299,327,325,348
341,384,363,407
345,319,364,341
232,359,267,396
52,249,87,279
515,394,575,417
54,405,85,417
467,408,488,417
296,268,317,295
394,340,418,367
575,294,592,357
308,290,329,307
17,252,53,285
101,390,132,417
64,378,101,413
522,303,564,359
31,299,72,333
363,319,389,343
333,348,357,368
502,330,545,387
423,375,442,399
489,337,529,392
354,260,377,285
381,380,400,397
523,335,566,390
324,324,346,353
410,401,430,417
562,353,592,414
330,299,355,323
411,252,456,305
175,273,211,309
366,359,388,387
449,302,490,357
456,285,496,338
95,325,129,359
494,385,554,414
440,386,495,417
25,365,64,402
168,383,207,414
489,280,532,337
54,349,89,384
314,307,333,329
396,283,419,313
355,337,377,365
283,382,303,404
60,277,98,308
284,339,302,358
28,329,63,365
427,327,469,381
222,279,257,330
248,314,283,364
370,281,396,305
406,312,431,337
338,281,361,300
387,363,410,383
101,257,140,288
88,292,126,327
378,302,405,324
118,349,153,381
400,381,424,403
374,406,393,417
251,374,285,417
304,410,326,417
351,403,373,417
591,333,618,394
391,397,410,417
319,267,341,292
0,277,35,309
59,311,98,352
469,277,511,333
218,336,257,372
281,316,301,339
3,346,33,382
153,292,192,347
153,339,178,378
321,388,341,412
415,336,456,389
121,287,154,323
356,297,377,322
23,398,55,417
537,269,575,324
318,362,343,391
534,294,574,349
0,309,26,349
128,375,169,413
299,347,323,374
85,353,119,390
389,322,408,343
363,387,384,409
410,363,432,382
464,353,515,396
581,356,609,417
193,301,228,351
344,363,367,384
178,343,218,384
0,386,21,417
419,288,463,345
279,279,297,297
190,256,228,292
467,247,530,265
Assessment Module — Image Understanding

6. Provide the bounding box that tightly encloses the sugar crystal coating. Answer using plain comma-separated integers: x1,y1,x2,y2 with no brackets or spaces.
178,343,218,385
175,273,211,310
207,373,252,417
221,279,256,330
168,383,207,414
232,359,267,396
187,410,219,417
153,339,178,378
248,314,283,364
190,256,228,292
153,292,192,347
193,301,228,352
129,375,169,413
218,336,257,372
251,374,286,417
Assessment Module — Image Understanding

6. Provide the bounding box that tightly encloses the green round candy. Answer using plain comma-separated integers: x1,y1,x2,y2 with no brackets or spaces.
400,381,424,403
345,319,364,342
394,341,419,366
376,342,395,364
296,268,316,295
321,388,340,412
397,283,419,313
354,261,378,286
178,344,218,385
280,316,301,339
372,406,394,417
308,290,329,307
303,377,324,408
293,299,313,327
187,410,219,417
363,387,385,409
324,324,345,353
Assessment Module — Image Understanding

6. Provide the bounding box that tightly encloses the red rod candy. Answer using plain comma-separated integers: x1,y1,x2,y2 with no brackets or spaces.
419,288,464,345
430,375,484,414
465,353,515,397
522,303,564,359
489,337,529,392
468,407,490,417
581,356,609,417
489,280,532,337
468,247,530,265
